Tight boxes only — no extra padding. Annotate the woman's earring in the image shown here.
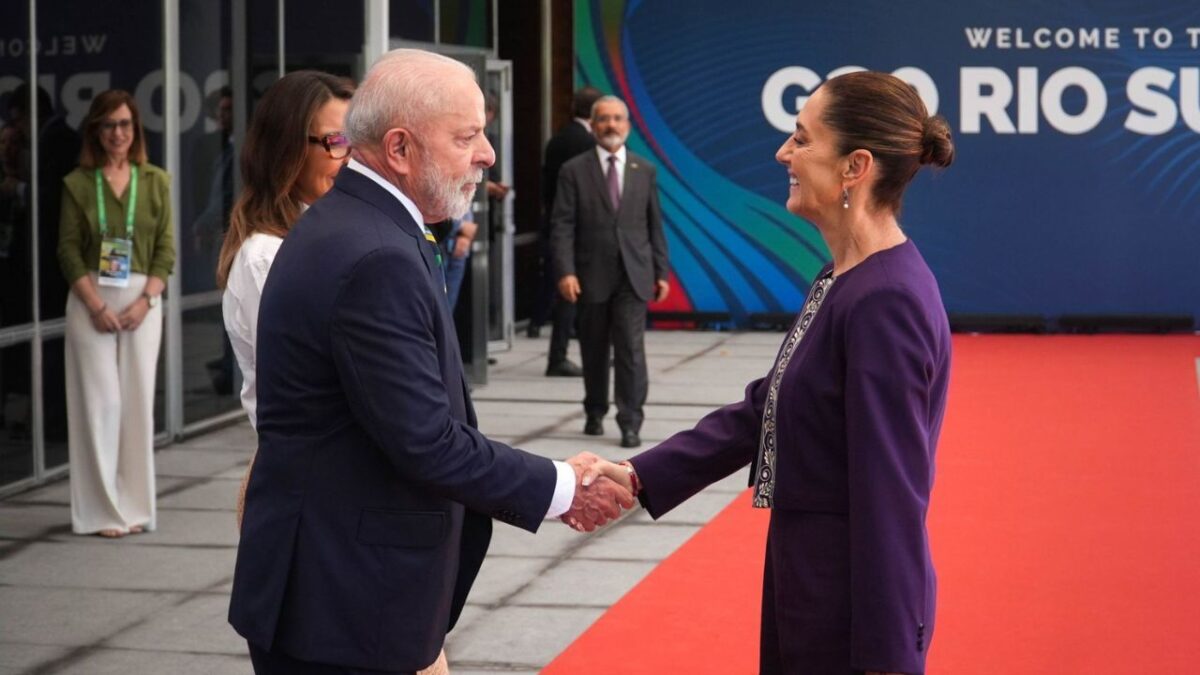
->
[842,188,850,209]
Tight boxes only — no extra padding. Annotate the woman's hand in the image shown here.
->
[90,304,122,334]
[580,458,636,494]
[118,297,149,331]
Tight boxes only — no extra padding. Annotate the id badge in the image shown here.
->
[98,238,132,288]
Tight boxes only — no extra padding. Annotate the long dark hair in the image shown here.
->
[216,71,354,288]
[78,90,148,169]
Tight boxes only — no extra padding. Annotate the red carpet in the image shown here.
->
[543,335,1200,674]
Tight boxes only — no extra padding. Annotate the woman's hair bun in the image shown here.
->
[920,115,955,168]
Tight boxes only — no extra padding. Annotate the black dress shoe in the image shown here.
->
[620,429,641,448]
[526,324,541,338]
[545,359,583,377]
[584,417,604,436]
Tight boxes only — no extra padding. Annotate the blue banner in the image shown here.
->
[576,0,1200,324]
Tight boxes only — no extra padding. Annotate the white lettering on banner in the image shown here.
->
[761,66,940,133]
[135,69,202,133]
[764,23,1200,138]
[962,67,1107,135]
[956,66,1200,135]
[767,65,1200,136]
[761,66,822,132]
[80,34,108,54]
[0,35,107,58]
[960,67,1015,134]
[1018,68,1039,133]
[964,28,993,48]
[1178,69,1200,132]
[1040,67,1106,134]
[1133,27,1176,49]
[0,69,230,135]
[62,72,111,127]
[963,27,1121,49]
[1126,67,1178,135]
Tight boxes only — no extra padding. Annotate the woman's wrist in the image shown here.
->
[618,460,641,496]
[89,302,107,317]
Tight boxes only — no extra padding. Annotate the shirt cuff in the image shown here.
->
[544,461,577,519]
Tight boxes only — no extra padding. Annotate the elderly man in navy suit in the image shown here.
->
[228,49,632,675]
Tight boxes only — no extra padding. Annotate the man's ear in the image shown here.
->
[382,127,413,176]
[842,148,874,190]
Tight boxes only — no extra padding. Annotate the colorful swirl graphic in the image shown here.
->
[575,0,830,324]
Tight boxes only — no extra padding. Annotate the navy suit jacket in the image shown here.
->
[228,167,558,671]
[631,241,949,673]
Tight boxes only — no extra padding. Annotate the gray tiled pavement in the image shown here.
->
[0,330,775,674]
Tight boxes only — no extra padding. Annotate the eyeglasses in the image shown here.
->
[308,131,351,159]
[100,119,133,134]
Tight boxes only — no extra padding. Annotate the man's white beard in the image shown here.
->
[598,132,626,152]
[419,161,482,221]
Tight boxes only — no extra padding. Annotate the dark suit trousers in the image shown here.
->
[577,275,647,430]
[249,643,415,675]
[548,296,575,366]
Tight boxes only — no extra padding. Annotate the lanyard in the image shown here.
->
[95,165,139,240]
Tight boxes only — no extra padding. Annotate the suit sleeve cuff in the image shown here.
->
[544,461,577,518]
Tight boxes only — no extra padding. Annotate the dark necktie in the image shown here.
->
[607,155,621,210]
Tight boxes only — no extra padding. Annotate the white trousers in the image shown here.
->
[65,273,162,534]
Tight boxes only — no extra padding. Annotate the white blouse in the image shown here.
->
[222,232,283,429]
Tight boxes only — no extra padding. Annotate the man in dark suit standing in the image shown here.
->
[228,49,631,675]
[532,86,601,377]
[551,96,669,449]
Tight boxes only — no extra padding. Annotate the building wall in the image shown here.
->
[0,0,510,494]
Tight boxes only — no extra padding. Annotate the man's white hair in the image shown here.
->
[346,49,476,147]
[590,95,628,119]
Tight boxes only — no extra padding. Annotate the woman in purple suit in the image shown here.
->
[589,72,955,674]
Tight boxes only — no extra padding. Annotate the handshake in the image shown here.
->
[560,452,639,532]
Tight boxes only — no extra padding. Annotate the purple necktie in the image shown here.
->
[607,155,621,210]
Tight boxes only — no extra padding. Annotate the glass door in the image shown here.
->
[485,59,514,353]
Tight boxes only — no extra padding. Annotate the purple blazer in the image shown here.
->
[631,240,950,674]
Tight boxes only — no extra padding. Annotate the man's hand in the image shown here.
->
[560,452,634,532]
[654,279,670,303]
[558,275,581,303]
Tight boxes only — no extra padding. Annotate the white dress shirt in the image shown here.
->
[346,159,578,519]
[222,231,284,429]
[596,144,627,199]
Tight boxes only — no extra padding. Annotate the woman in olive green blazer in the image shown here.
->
[58,90,173,539]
